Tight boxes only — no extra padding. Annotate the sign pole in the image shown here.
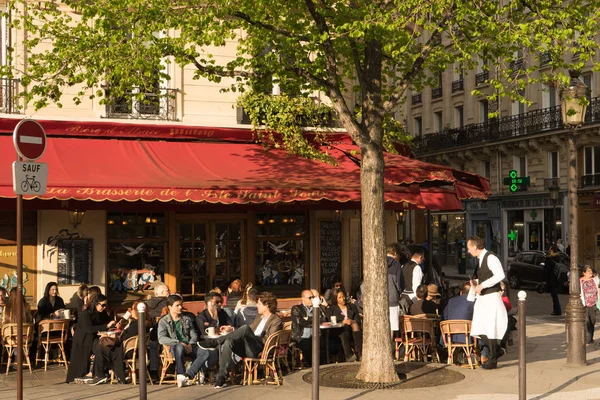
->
[16,153,23,400]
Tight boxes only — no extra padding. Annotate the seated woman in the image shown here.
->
[92,300,151,384]
[223,279,243,320]
[329,287,362,362]
[2,287,33,325]
[36,281,66,323]
[66,284,89,315]
[66,294,115,384]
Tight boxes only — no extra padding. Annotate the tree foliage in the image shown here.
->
[6,0,600,383]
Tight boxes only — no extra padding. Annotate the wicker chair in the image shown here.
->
[35,319,69,371]
[2,323,34,374]
[242,329,290,386]
[402,316,435,362]
[439,320,479,369]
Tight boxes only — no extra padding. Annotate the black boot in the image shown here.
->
[353,331,363,361]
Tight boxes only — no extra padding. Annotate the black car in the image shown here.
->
[507,250,570,292]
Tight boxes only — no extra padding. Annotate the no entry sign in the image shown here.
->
[13,119,47,160]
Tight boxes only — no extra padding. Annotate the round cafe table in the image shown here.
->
[319,322,343,363]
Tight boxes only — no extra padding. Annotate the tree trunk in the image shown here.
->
[355,142,399,383]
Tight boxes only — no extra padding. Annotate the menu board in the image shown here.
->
[57,239,93,285]
[319,220,342,292]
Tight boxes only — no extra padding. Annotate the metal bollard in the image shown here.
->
[518,290,527,400]
[311,296,321,400]
[137,302,148,400]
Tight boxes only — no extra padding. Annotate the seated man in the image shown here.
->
[196,291,233,332]
[158,294,218,388]
[209,292,282,388]
[291,289,329,366]
[443,281,474,345]
[145,283,171,380]
[234,288,259,327]
[409,284,431,315]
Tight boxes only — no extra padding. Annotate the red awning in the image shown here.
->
[0,136,487,208]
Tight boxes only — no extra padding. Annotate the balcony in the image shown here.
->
[411,93,422,105]
[582,174,600,188]
[431,86,443,99]
[410,95,600,154]
[104,88,178,121]
[475,71,489,86]
[451,78,464,93]
[0,78,20,114]
[540,51,552,67]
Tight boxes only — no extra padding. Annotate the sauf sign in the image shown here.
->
[12,119,48,195]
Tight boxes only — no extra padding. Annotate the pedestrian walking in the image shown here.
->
[579,265,600,346]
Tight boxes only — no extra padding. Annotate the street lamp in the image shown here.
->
[561,69,588,366]
[546,180,560,244]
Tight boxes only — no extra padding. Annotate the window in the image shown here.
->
[481,160,491,179]
[582,73,592,100]
[107,212,166,293]
[454,106,464,128]
[434,111,443,132]
[542,84,557,108]
[511,97,526,116]
[413,117,422,137]
[548,151,559,178]
[513,155,527,176]
[583,146,600,186]
[255,213,307,287]
[479,100,489,123]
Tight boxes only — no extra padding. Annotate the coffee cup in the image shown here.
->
[330,316,337,325]
[205,327,216,336]
[63,309,71,319]
[122,311,132,321]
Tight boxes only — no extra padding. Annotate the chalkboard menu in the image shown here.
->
[319,220,342,292]
[57,239,93,285]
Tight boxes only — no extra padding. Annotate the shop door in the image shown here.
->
[178,220,244,300]
[526,222,542,251]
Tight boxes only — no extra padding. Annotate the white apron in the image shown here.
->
[470,291,508,340]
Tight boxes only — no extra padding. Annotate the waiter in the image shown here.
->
[467,235,508,370]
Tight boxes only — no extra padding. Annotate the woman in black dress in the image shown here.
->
[36,281,66,323]
[329,287,363,362]
[66,294,115,383]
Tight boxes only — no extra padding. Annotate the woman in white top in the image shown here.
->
[579,265,600,345]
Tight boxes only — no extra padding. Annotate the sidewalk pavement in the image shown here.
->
[2,315,600,399]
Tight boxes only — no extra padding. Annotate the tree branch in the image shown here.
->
[231,11,309,42]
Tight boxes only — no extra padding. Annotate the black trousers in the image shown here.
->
[479,335,501,362]
[550,286,561,314]
[92,342,126,382]
[585,306,597,344]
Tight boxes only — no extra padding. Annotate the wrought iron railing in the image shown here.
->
[475,71,489,86]
[582,174,600,188]
[451,78,464,93]
[104,88,178,121]
[413,96,600,154]
[431,86,443,99]
[0,78,20,114]
[510,59,525,77]
[411,93,422,105]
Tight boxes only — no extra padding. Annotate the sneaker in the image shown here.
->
[74,377,94,384]
[214,376,227,389]
[232,353,241,363]
[177,374,192,388]
[89,376,108,386]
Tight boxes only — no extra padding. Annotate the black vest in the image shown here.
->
[477,251,501,295]
[402,260,419,293]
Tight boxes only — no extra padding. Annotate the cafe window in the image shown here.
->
[255,213,307,288]
[107,212,166,294]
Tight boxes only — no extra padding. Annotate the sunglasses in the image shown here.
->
[98,303,107,308]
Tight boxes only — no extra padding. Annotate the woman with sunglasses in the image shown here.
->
[329,287,362,362]
[66,294,115,384]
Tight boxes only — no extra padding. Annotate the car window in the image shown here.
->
[514,254,522,262]
[521,254,535,264]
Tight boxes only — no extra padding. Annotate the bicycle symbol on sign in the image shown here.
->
[21,175,41,192]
